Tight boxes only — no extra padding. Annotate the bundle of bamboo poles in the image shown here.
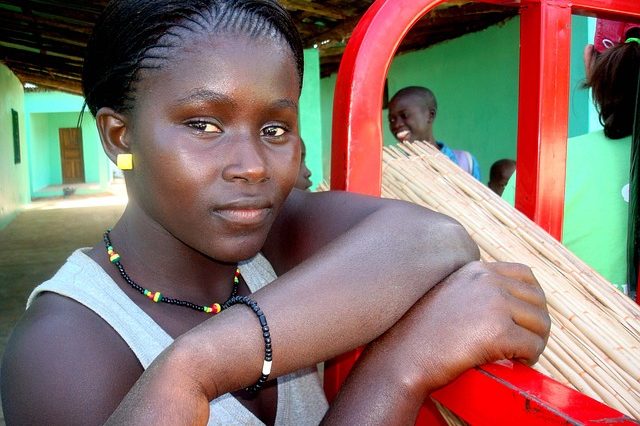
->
[374,141,640,419]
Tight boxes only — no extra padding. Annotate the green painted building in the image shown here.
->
[25,91,111,199]
[319,16,597,183]
[0,63,29,229]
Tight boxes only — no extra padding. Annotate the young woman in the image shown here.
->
[1,1,550,424]
[581,21,639,297]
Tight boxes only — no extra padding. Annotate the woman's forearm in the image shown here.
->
[250,200,479,376]
[321,341,430,426]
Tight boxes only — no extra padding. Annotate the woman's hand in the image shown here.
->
[399,261,549,389]
[323,261,551,425]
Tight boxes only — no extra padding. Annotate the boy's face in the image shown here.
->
[388,94,434,143]
[489,164,516,196]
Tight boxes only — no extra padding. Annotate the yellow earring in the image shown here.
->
[117,153,133,170]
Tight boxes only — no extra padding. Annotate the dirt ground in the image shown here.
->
[0,191,126,424]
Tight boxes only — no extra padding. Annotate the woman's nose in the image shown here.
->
[222,137,269,184]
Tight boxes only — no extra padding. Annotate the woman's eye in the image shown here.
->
[188,121,221,133]
[261,126,286,137]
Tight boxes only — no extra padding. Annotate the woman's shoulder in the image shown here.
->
[1,278,143,424]
[7,290,143,370]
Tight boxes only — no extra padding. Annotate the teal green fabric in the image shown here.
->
[503,130,631,290]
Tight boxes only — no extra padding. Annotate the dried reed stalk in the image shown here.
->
[379,141,640,419]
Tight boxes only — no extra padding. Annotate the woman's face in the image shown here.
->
[125,32,301,262]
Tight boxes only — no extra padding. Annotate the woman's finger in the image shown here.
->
[506,292,552,339]
[497,325,548,366]
[485,262,538,287]
[500,274,548,309]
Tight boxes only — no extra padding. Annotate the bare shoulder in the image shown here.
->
[1,291,143,425]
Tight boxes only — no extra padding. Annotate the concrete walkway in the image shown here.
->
[0,188,126,424]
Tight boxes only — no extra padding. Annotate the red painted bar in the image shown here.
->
[323,348,362,403]
[514,0,571,240]
[431,362,639,425]
[330,0,447,195]
[415,398,450,426]
[570,0,640,20]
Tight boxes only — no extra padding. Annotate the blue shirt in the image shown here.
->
[437,142,481,180]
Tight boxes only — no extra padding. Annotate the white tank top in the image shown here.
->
[28,249,328,425]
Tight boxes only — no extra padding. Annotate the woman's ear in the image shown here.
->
[95,107,130,164]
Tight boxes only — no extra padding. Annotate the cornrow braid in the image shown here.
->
[83,0,303,117]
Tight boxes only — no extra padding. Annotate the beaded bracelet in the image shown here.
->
[222,295,272,393]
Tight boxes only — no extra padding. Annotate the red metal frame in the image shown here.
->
[515,0,571,240]
[429,362,638,425]
[330,0,448,196]
[328,0,640,423]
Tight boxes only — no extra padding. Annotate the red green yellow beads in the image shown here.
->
[203,303,222,314]
[107,246,121,263]
[104,229,241,315]
[143,290,163,302]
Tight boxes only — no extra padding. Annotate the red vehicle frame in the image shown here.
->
[327,0,640,423]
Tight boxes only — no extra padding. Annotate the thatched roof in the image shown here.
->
[0,0,515,94]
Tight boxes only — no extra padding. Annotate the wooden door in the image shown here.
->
[59,128,85,184]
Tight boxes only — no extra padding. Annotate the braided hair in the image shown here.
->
[82,0,304,117]
[585,27,640,140]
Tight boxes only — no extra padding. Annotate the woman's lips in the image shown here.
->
[213,208,272,226]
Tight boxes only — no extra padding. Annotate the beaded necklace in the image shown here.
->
[103,230,239,314]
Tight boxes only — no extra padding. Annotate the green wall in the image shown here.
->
[320,73,337,183]
[0,63,29,229]
[319,16,593,184]
[299,48,324,188]
[568,15,592,138]
[28,113,51,193]
[386,18,520,182]
[25,92,110,197]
